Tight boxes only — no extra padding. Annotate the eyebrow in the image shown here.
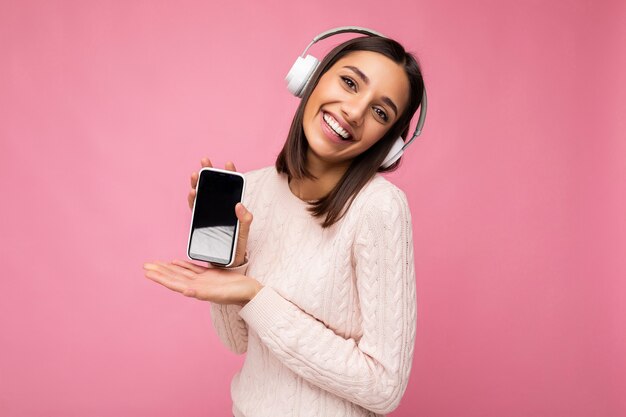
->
[343,65,399,117]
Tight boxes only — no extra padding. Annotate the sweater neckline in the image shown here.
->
[276,173,311,203]
[287,179,316,204]
[276,173,316,216]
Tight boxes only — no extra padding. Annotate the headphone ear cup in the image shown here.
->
[380,137,405,168]
[286,55,320,97]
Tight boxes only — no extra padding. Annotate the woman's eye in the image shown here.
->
[374,107,388,122]
[341,76,357,91]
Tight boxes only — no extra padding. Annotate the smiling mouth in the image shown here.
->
[323,113,352,140]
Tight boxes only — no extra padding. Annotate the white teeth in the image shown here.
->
[323,113,350,139]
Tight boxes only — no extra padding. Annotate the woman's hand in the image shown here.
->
[188,158,253,268]
[144,259,263,306]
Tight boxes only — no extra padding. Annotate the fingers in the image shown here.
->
[144,261,212,299]
[234,203,253,264]
[235,203,253,227]
[225,161,237,172]
[189,158,212,209]
[191,157,211,189]
[160,261,199,279]
[172,259,207,274]
[148,262,191,279]
[189,157,239,211]
[192,158,213,188]
[201,157,213,168]
[144,263,189,294]
[145,261,214,300]
[188,189,196,210]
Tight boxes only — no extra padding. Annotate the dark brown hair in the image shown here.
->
[276,35,424,228]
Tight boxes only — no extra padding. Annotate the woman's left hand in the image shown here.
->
[143,259,263,306]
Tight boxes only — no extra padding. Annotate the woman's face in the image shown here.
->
[302,50,410,168]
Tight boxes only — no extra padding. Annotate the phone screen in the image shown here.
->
[188,169,244,265]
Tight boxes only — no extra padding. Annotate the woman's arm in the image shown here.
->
[238,188,416,414]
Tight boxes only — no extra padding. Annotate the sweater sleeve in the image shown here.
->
[238,188,417,414]
[209,262,249,354]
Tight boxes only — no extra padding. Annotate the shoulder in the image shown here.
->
[350,174,411,219]
[242,166,281,192]
[349,175,414,256]
[243,165,278,184]
[240,166,282,209]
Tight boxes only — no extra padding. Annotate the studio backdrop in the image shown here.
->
[1,1,624,416]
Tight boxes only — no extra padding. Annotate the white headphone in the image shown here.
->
[285,26,427,168]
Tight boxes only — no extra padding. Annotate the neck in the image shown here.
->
[289,152,351,201]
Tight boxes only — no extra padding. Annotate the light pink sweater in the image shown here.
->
[210,167,416,417]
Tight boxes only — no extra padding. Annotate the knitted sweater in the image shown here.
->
[210,166,416,417]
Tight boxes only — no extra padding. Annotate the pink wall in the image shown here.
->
[1,1,625,416]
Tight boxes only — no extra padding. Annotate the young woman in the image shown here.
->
[144,31,425,417]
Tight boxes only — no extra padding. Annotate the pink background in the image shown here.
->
[1,1,625,416]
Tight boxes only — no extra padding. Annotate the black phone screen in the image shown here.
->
[188,169,244,265]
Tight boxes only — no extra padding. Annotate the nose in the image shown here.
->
[341,95,368,128]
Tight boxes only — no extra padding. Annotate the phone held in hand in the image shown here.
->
[187,167,246,267]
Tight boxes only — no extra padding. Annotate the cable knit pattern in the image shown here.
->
[209,166,416,417]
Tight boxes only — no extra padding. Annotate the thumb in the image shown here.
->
[233,203,253,266]
[235,203,253,232]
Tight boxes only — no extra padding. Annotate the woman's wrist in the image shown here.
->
[210,255,248,270]
[230,254,249,269]
[244,281,264,306]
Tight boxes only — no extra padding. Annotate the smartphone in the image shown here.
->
[187,167,246,266]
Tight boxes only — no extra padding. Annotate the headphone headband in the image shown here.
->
[302,27,385,57]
